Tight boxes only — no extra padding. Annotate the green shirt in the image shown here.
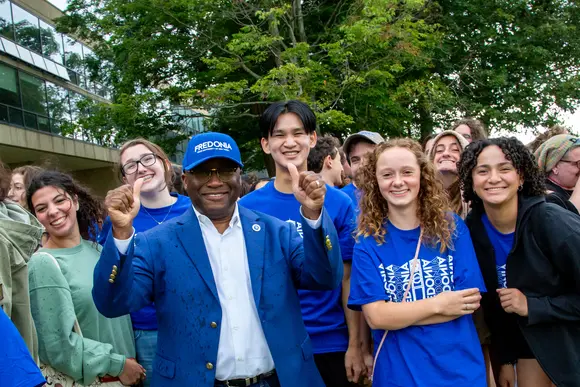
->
[29,239,135,384]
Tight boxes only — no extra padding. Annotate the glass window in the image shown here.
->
[0,63,20,107]
[39,20,63,64]
[46,81,70,132]
[0,0,14,40]
[23,111,37,129]
[12,4,41,53]
[19,71,47,115]
[9,106,23,126]
[64,36,83,71]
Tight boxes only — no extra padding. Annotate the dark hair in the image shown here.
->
[27,171,105,241]
[0,161,10,202]
[458,137,546,212]
[250,177,273,192]
[171,165,184,195]
[422,133,437,151]
[260,100,317,138]
[307,135,340,173]
[452,118,488,142]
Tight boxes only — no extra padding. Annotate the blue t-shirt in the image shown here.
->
[99,193,192,330]
[482,215,514,289]
[239,181,355,353]
[0,310,45,387]
[341,182,360,207]
[348,215,486,387]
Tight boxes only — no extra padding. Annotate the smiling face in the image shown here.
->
[472,145,523,208]
[120,144,169,193]
[31,186,79,238]
[183,158,241,220]
[261,112,317,171]
[376,147,421,210]
[7,173,26,206]
[433,135,462,174]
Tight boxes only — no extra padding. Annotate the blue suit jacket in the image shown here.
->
[92,205,343,387]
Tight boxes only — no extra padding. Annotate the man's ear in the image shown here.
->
[324,155,333,170]
[309,131,318,149]
[181,173,188,190]
[261,137,271,154]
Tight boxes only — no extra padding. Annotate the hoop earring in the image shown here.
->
[518,184,523,192]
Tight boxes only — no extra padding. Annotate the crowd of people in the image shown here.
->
[0,100,579,387]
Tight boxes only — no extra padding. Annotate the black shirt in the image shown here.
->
[545,179,579,215]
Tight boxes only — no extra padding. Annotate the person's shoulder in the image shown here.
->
[326,185,354,205]
[175,194,192,207]
[533,200,580,224]
[341,183,355,193]
[239,184,270,206]
[28,250,64,283]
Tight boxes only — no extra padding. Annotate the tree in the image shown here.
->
[57,0,580,171]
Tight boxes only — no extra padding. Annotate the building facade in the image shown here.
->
[0,0,119,196]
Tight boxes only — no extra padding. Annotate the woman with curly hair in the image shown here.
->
[26,171,145,386]
[347,138,486,387]
[459,137,580,387]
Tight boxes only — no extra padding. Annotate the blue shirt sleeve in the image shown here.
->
[348,242,389,311]
[336,196,356,262]
[452,216,487,293]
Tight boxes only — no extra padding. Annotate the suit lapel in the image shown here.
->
[176,207,219,302]
[239,207,266,308]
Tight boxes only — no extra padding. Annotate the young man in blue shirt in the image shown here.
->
[239,101,364,386]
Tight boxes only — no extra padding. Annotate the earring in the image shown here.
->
[518,184,523,192]
[76,203,80,211]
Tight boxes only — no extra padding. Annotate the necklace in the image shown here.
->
[142,199,176,225]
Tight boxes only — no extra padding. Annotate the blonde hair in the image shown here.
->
[356,138,454,251]
[119,138,174,190]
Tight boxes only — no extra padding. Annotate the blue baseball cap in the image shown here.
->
[182,132,244,171]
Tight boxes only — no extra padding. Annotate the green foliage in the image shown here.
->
[57,0,580,169]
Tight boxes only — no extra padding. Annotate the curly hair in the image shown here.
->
[27,170,105,241]
[458,137,546,212]
[452,118,488,142]
[307,135,340,173]
[355,138,454,251]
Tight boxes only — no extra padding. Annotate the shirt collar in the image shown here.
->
[192,203,241,229]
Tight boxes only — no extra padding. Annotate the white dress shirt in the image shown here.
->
[114,204,321,380]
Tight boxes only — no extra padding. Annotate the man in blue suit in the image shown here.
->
[93,132,343,387]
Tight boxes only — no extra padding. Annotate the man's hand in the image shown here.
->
[345,345,365,383]
[497,288,528,317]
[288,163,326,220]
[105,178,144,239]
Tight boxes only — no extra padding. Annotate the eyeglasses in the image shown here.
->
[186,167,239,184]
[122,153,159,175]
[559,159,580,169]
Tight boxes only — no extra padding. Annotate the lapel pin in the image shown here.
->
[252,224,261,232]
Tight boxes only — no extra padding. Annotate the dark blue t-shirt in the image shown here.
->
[482,214,514,289]
[99,193,192,330]
[0,310,45,387]
[239,181,355,354]
[348,215,486,387]
[341,182,360,207]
